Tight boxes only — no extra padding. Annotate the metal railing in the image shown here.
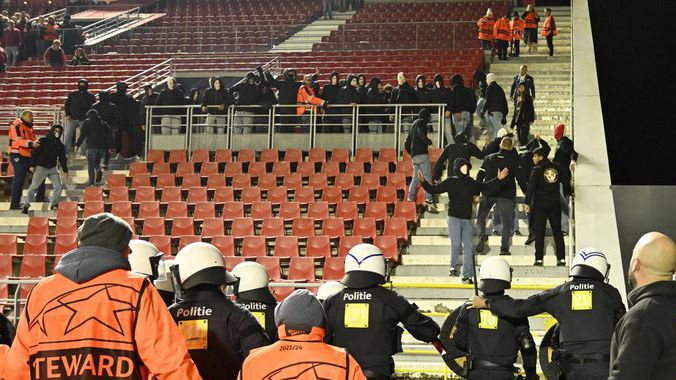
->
[82,7,143,46]
[0,279,41,325]
[144,103,449,159]
[0,106,64,131]
[105,58,175,99]
[29,8,67,23]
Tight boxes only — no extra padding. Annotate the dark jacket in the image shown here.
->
[524,158,570,205]
[364,77,385,120]
[156,87,187,116]
[553,136,578,180]
[265,70,302,109]
[430,74,451,111]
[339,84,361,105]
[448,74,477,114]
[235,288,279,343]
[510,74,535,99]
[64,85,96,120]
[476,148,526,199]
[404,110,432,156]
[389,81,417,115]
[482,134,513,156]
[519,138,551,187]
[76,109,112,150]
[511,93,535,127]
[322,72,342,105]
[484,82,508,116]
[609,281,676,380]
[110,84,140,129]
[422,158,482,219]
[70,55,90,66]
[139,92,159,122]
[202,87,234,115]
[92,92,119,131]
[433,133,484,180]
[414,75,433,112]
[230,74,262,107]
[31,126,68,172]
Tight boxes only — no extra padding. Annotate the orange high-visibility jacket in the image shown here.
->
[238,326,367,380]
[542,15,558,36]
[7,118,37,157]
[493,18,511,41]
[296,84,324,115]
[510,19,526,40]
[524,11,539,29]
[0,344,8,378]
[5,270,202,380]
[43,24,60,42]
[477,16,495,41]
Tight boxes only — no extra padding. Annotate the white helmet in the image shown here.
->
[570,248,610,281]
[128,240,163,279]
[317,281,346,301]
[232,262,269,294]
[343,243,386,288]
[478,256,512,294]
[154,259,176,293]
[174,242,237,289]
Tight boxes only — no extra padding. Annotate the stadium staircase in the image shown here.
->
[390,6,572,378]
[270,11,357,53]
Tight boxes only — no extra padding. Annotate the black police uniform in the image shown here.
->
[0,312,15,346]
[524,158,569,261]
[454,294,537,380]
[487,277,626,380]
[169,285,269,380]
[235,288,279,343]
[324,284,440,379]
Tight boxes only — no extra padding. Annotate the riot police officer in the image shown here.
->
[469,248,626,380]
[231,261,278,342]
[524,147,569,266]
[128,239,163,279]
[318,281,346,303]
[154,259,176,307]
[453,257,538,380]
[323,243,441,380]
[169,243,269,380]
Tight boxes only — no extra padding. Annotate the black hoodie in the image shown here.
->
[76,109,112,150]
[64,80,96,120]
[31,125,68,172]
[433,132,484,180]
[414,75,433,113]
[322,72,341,104]
[365,77,385,119]
[230,73,262,107]
[448,74,477,114]
[265,69,302,109]
[202,79,235,115]
[156,85,187,116]
[390,80,417,115]
[484,81,509,116]
[339,75,361,105]
[430,74,451,110]
[92,92,119,130]
[609,281,676,380]
[404,109,432,156]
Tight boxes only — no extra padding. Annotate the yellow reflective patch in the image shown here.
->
[252,311,266,329]
[572,290,593,310]
[178,319,209,350]
[344,303,370,328]
[478,309,499,330]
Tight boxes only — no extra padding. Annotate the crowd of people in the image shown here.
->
[0,212,673,380]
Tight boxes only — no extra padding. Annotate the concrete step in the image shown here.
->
[395,264,567,278]
[271,11,355,53]
[406,242,568,257]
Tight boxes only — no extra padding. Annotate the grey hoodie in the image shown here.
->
[56,246,131,284]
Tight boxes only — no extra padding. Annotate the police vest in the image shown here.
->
[235,298,278,343]
[548,279,622,355]
[463,296,530,367]
[169,289,268,380]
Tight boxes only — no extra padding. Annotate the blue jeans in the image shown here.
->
[448,216,474,278]
[64,119,84,154]
[408,154,433,202]
[86,149,105,185]
[485,111,504,141]
[452,111,473,141]
[492,201,519,234]
[477,197,515,251]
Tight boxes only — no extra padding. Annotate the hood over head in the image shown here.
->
[418,108,431,122]
[274,289,326,329]
[453,157,472,176]
[346,74,358,88]
[284,68,297,81]
[245,72,256,84]
[49,124,63,138]
[85,109,99,119]
[453,132,467,144]
[416,74,426,89]
[98,91,110,102]
[330,71,339,85]
[451,73,464,87]
[116,81,128,93]
[554,123,565,141]
[78,79,89,92]
[434,73,444,88]
[368,76,381,88]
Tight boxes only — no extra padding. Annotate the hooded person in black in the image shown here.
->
[23,124,68,212]
[414,75,433,116]
[63,79,95,154]
[365,76,385,133]
[433,132,485,181]
[482,73,509,141]
[187,88,201,105]
[92,91,119,170]
[110,81,141,158]
[339,75,361,133]
[76,109,112,186]
[321,71,342,133]
[265,68,302,132]
[229,73,262,134]
[448,74,477,143]
[139,84,158,132]
[405,109,435,207]
[389,72,417,128]
[431,74,452,142]
[155,77,187,135]
[201,77,234,134]
[356,74,368,103]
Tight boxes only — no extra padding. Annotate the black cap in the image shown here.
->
[533,147,548,157]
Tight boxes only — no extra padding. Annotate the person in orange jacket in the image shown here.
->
[542,8,558,57]
[0,344,8,378]
[477,8,495,50]
[510,12,526,57]
[7,110,45,210]
[4,213,202,380]
[238,289,367,380]
[297,73,326,116]
[522,4,540,53]
[493,14,511,61]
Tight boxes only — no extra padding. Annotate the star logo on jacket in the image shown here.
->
[263,361,349,380]
[544,168,559,184]
[30,283,138,337]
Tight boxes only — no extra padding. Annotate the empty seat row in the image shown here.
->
[145,148,405,164]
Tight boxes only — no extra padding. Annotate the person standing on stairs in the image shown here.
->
[510,83,535,146]
[404,108,435,212]
[493,14,511,61]
[509,12,526,57]
[75,109,112,187]
[477,8,495,51]
[22,124,68,213]
[419,158,508,284]
[482,73,508,141]
[433,132,484,182]
[542,8,558,57]
[322,0,333,20]
[553,123,577,235]
[522,4,540,53]
[448,74,477,143]
[510,65,536,105]
[7,110,45,210]
[63,79,96,155]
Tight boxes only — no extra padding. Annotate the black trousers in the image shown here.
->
[468,368,513,380]
[512,40,520,56]
[533,195,565,260]
[546,34,554,56]
[496,40,508,60]
[563,362,609,380]
[9,154,45,209]
[516,122,530,146]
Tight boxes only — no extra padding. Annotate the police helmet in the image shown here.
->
[317,281,346,302]
[153,259,176,293]
[174,242,237,289]
[231,261,269,294]
[570,248,610,281]
[478,256,512,294]
[128,240,163,279]
[342,243,386,288]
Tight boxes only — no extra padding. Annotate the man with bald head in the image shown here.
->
[608,232,676,380]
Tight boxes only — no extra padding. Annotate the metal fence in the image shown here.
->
[144,103,450,159]
[82,7,143,46]
[104,58,175,99]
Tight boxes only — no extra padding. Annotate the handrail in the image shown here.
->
[0,278,42,325]
[0,106,64,130]
[29,8,67,23]
[82,7,142,45]
[105,58,174,99]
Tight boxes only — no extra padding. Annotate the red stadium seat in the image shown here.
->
[131,174,151,188]
[111,201,132,218]
[348,187,370,205]
[193,202,215,220]
[54,234,77,255]
[152,163,171,176]
[336,201,358,221]
[22,234,47,255]
[296,162,316,177]
[378,148,397,163]
[322,218,345,238]
[374,235,399,261]
[334,173,354,190]
[225,257,246,272]
[354,148,373,163]
[273,236,299,257]
[146,149,165,163]
[353,217,376,239]
[307,202,330,221]
[55,217,77,236]
[260,148,279,163]
[138,201,160,219]
[161,187,182,203]
[168,149,187,163]
[211,236,235,257]
[108,187,130,202]
[323,257,345,280]
[134,186,157,202]
[282,173,302,190]
[178,235,201,250]
[241,188,262,204]
[142,217,166,236]
[129,162,148,176]
[181,174,202,189]
[166,201,188,219]
[384,217,408,242]
[215,149,233,163]
[292,218,316,237]
[309,174,328,190]
[251,201,273,220]
[191,149,211,163]
[257,173,277,190]
[321,161,340,178]
[222,202,245,221]
[338,236,364,257]
[261,218,285,237]
[365,202,388,221]
[187,187,208,203]
[224,162,244,178]
[201,162,221,177]
[256,257,281,281]
[288,257,316,281]
[376,186,399,204]
[171,217,195,236]
[214,187,235,203]
[237,149,256,163]
[242,236,267,257]
[272,286,295,302]
[345,162,364,175]
[330,148,349,163]
[273,161,291,177]
[18,255,46,277]
[27,217,49,236]
[387,173,408,191]
[394,201,418,223]
[56,201,78,218]
[107,174,127,188]
[207,174,227,190]
[149,235,172,257]
[247,162,267,178]
[294,187,316,204]
[232,174,251,190]
[175,162,194,176]
[371,161,391,176]
[308,148,326,163]
[359,173,381,191]
[278,202,301,220]
[321,187,343,204]
[83,201,105,218]
[83,187,103,202]
[0,256,12,277]
[232,218,254,237]
[267,187,288,204]
[306,236,331,258]
[201,218,225,237]
[284,148,303,163]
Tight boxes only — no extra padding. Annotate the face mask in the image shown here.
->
[460,165,468,175]
[53,131,61,138]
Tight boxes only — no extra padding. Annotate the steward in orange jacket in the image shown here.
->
[542,8,558,57]
[238,290,367,380]
[297,74,326,116]
[4,213,202,380]
[493,15,511,60]
[476,9,494,50]
[8,113,38,158]
[510,12,526,57]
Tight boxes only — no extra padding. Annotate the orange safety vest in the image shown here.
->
[296,84,324,115]
[238,325,367,380]
[542,15,558,36]
[510,19,526,40]
[477,16,494,41]
[7,118,37,157]
[524,11,539,29]
[493,18,511,41]
[43,23,60,42]
[4,269,202,380]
